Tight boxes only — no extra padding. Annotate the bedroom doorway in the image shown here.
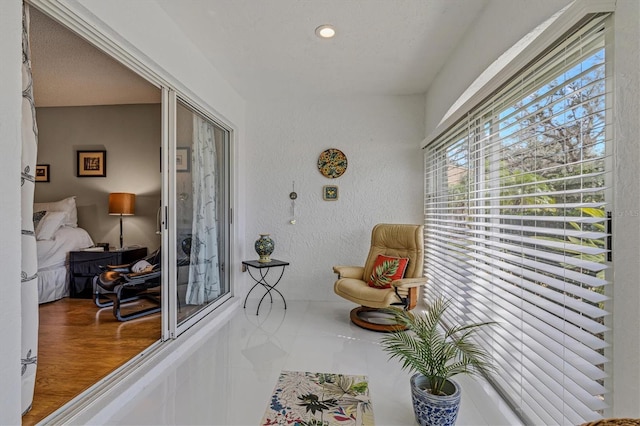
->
[25,6,163,424]
[25,3,236,423]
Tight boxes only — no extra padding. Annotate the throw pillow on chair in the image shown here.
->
[368,255,409,288]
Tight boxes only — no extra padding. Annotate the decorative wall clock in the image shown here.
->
[317,148,348,178]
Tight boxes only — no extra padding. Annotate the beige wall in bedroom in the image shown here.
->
[34,103,162,252]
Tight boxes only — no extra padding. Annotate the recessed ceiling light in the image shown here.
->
[315,24,336,39]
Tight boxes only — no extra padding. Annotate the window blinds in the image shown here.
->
[423,14,611,425]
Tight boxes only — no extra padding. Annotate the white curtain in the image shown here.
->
[185,115,220,304]
[20,3,39,414]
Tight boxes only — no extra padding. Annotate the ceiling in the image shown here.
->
[30,1,489,106]
[29,8,161,107]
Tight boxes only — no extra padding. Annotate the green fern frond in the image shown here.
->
[380,297,496,396]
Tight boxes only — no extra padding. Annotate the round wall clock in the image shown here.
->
[317,148,348,179]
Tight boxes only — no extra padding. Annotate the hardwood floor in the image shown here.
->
[22,298,161,425]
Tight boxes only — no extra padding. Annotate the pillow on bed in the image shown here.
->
[35,211,67,240]
[34,196,78,228]
[33,210,47,230]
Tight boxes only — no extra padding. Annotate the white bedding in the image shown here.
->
[37,226,93,304]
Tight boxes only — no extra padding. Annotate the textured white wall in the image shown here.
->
[610,0,640,417]
[424,0,640,418]
[245,95,425,301]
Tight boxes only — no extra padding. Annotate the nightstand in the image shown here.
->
[68,247,148,298]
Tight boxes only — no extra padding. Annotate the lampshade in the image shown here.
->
[109,193,135,215]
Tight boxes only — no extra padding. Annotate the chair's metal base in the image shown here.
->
[95,287,160,321]
[112,290,161,321]
[349,306,408,332]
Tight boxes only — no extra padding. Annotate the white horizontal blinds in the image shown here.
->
[424,120,473,309]
[423,14,611,426]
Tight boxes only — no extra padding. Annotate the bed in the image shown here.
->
[33,196,94,304]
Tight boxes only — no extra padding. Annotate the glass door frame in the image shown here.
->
[161,90,234,339]
[30,0,237,344]
[160,88,176,339]
[22,4,239,423]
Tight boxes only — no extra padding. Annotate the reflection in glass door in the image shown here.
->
[175,99,230,325]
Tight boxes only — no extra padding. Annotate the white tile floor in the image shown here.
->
[101,300,522,425]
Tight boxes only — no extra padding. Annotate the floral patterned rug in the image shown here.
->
[261,370,374,426]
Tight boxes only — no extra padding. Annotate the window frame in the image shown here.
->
[422,11,614,425]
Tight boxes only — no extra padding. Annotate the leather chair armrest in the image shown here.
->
[333,265,364,279]
[391,277,427,288]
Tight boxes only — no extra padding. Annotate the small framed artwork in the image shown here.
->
[323,185,339,201]
[176,147,191,172]
[77,150,107,177]
[35,164,50,182]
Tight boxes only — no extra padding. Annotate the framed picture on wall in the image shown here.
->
[323,185,339,201]
[35,164,50,182]
[77,150,107,177]
[176,147,190,172]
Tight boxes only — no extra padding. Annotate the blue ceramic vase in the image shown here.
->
[410,373,461,426]
[255,234,274,263]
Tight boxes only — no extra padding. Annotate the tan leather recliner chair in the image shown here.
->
[333,223,426,331]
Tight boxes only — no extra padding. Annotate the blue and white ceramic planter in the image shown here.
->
[410,373,461,426]
[255,233,275,263]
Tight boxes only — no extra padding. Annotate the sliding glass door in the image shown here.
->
[170,98,231,330]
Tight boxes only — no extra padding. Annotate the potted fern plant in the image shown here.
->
[380,297,495,426]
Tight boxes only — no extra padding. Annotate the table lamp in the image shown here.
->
[109,192,135,249]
